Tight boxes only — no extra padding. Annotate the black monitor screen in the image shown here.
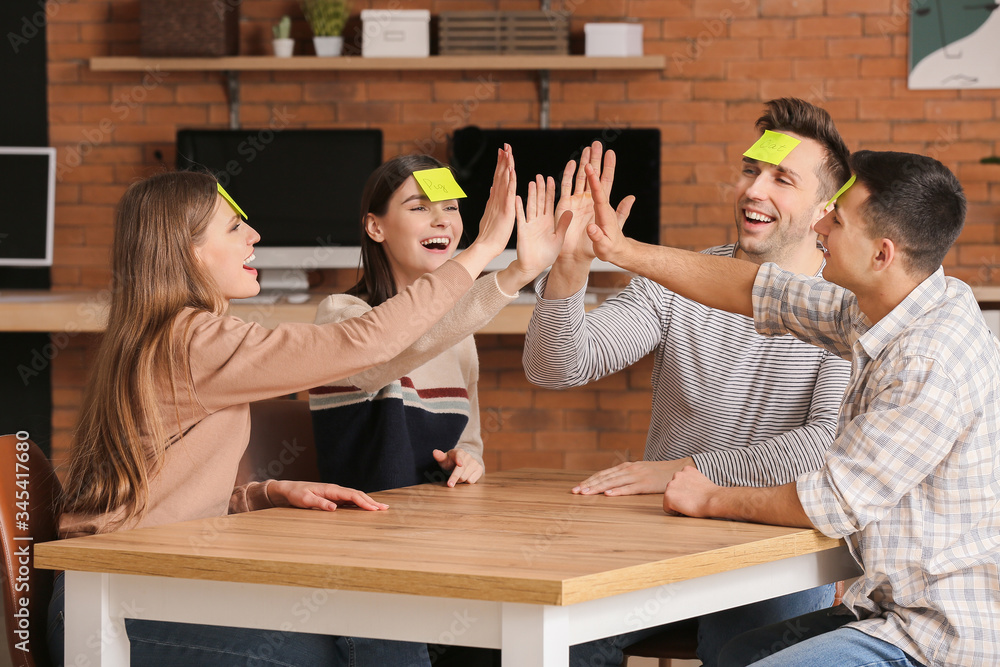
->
[0,148,55,266]
[449,127,660,248]
[176,129,383,247]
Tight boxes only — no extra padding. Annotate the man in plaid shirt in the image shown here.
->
[582,149,1000,667]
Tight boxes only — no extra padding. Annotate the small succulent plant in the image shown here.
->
[272,15,292,40]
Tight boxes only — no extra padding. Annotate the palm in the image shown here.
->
[515,174,571,277]
[475,146,517,255]
[555,192,597,263]
[554,142,626,265]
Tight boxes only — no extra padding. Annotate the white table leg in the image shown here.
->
[501,603,569,667]
[63,571,130,667]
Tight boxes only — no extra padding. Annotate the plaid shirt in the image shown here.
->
[753,264,1000,667]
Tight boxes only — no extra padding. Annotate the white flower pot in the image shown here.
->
[272,38,294,57]
[313,36,343,57]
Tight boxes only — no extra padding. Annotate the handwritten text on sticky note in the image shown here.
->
[743,130,801,166]
[412,168,467,202]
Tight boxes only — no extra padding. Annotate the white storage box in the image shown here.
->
[584,22,643,57]
[361,9,430,57]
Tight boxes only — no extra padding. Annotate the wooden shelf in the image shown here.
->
[90,54,666,72]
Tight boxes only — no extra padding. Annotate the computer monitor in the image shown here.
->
[0,147,56,267]
[449,127,661,271]
[176,129,383,289]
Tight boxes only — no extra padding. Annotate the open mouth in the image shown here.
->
[420,237,450,251]
[743,209,775,225]
[243,252,257,271]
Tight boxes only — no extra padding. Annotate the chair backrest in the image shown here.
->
[1,434,61,667]
[237,399,320,485]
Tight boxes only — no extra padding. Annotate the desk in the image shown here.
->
[0,290,540,334]
[36,469,859,667]
[3,287,1000,335]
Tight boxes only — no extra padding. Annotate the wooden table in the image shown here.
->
[35,469,860,666]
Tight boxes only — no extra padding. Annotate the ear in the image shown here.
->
[872,237,896,273]
[364,213,385,243]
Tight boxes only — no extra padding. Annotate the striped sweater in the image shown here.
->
[523,244,851,487]
[308,275,514,492]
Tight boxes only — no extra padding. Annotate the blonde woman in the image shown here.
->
[47,150,518,667]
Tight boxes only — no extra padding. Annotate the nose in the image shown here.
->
[813,210,832,234]
[431,208,453,228]
[246,223,261,244]
[744,172,768,202]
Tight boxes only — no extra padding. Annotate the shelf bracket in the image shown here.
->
[225,70,241,130]
[539,69,550,130]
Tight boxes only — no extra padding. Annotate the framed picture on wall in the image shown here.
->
[908,0,1000,89]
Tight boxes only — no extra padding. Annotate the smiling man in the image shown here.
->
[583,149,1000,667]
[524,99,852,667]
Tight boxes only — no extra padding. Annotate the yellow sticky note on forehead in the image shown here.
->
[825,174,856,209]
[217,183,247,220]
[743,130,801,165]
[412,168,467,202]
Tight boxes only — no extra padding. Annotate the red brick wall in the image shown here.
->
[41,0,1000,472]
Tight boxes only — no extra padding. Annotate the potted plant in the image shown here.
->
[272,15,294,57]
[301,0,350,57]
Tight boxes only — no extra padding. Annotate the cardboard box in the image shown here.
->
[584,23,643,57]
[361,9,430,57]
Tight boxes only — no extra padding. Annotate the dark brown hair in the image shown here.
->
[348,154,448,307]
[756,98,851,201]
[850,150,966,277]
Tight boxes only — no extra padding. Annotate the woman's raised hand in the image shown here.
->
[496,172,573,293]
[452,145,517,280]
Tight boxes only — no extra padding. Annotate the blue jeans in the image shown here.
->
[718,605,926,667]
[48,572,431,667]
[570,584,834,667]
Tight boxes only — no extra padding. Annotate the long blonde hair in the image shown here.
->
[61,171,225,529]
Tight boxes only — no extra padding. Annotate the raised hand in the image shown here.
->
[494,173,573,293]
[542,142,631,298]
[453,145,517,279]
[554,141,613,265]
[473,144,517,257]
[584,160,635,267]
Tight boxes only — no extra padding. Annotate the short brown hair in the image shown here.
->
[756,98,851,201]
[851,150,965,278]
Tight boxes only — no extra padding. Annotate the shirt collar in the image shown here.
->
[856,267,948,359]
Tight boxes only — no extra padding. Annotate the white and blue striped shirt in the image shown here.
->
[523,244,850,487]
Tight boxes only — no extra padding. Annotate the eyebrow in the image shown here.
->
[742,156,802,182]
[401,194,432,206]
